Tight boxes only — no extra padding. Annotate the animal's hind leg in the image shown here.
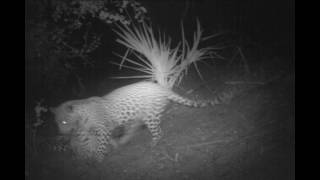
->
[145,117,163,147]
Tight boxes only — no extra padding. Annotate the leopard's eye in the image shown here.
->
[62,121,67,125]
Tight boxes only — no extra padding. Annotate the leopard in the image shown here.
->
[51,81,240,162]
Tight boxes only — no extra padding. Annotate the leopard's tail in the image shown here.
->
[168,92,208,107]
[168,92,232,108]
[168,85,248,108]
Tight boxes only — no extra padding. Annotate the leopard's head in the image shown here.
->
[50,100,83,135]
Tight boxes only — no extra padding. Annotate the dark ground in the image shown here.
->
[26,59,295,180]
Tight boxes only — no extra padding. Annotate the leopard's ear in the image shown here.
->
[49,107,56,114]
[65,104,74,112]
[49,103,74,114]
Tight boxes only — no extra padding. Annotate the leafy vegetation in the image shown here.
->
[26,0,148,102]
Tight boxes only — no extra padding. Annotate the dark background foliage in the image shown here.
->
[26,0,294,108]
